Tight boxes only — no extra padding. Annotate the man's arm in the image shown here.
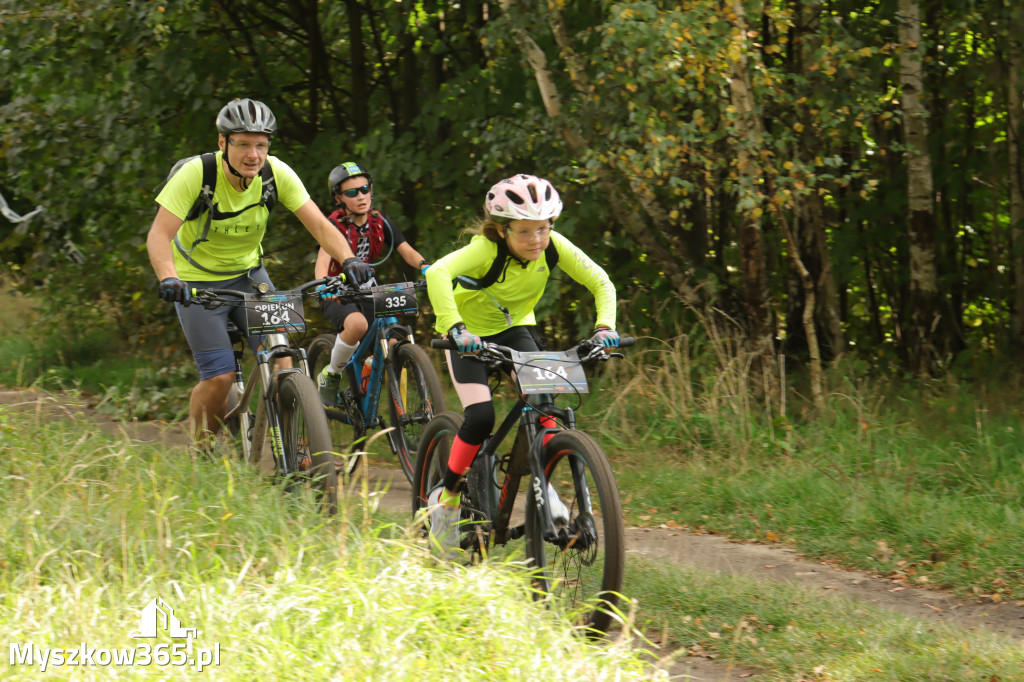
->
[313,247,332,279]
[294,199,356,263]
[147,206,184,281]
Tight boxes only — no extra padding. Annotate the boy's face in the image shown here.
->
[336,176,372,215]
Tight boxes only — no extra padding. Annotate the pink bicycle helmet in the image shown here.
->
[484,174,563,221]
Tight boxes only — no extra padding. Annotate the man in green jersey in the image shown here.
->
[147,98,373,445]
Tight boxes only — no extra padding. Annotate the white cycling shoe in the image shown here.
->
[547,482,570,525]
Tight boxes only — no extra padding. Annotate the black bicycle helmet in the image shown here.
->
[216,98,277,136]
[328,162,372,196]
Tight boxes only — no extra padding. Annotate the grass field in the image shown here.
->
[5,283,1024,679]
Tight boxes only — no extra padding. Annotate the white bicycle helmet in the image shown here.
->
[216,98,277,136]
[484,174,562,221]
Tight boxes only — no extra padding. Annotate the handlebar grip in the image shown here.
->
[431,338,455,350]
[618,336,636,348]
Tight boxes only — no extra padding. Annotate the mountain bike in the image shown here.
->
[187,276,344,515]
[307,279,445,482]
[412,336,633,634]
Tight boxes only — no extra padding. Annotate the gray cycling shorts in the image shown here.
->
[175,266,275,381]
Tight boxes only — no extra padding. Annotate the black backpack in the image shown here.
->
[162,152,277,276]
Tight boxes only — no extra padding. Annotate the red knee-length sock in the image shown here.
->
[448,436,482,476]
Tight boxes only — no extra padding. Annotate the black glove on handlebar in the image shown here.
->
[158,277,190,304]
[341,257,374,286]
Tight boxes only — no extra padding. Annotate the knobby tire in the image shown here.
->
[524,429,625,635]
[386,343,446,483]
[274,373,338,515]
[307,333,363,477]
[411,411,465,516]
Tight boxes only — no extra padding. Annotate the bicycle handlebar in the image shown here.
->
[184,275,351,309]
[318,279,427,304]
[430,336,635,364]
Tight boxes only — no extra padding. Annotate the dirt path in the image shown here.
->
[6,388,1024,680]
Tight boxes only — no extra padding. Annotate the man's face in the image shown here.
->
[336,176,372,215]
[219,132,270,180]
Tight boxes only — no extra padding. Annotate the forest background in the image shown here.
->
[2,0,1024,387]
[6,3,1024,677]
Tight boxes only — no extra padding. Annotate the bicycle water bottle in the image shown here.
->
[360,355,372,393]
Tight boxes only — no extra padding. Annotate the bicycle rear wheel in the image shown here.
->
[524,430,625,635]
[412,411,495,560]
[411,411,464,515]
[385,343,446,483]
[277,372,339,516]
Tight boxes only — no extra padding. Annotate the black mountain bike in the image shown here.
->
[187,277,343,515]
[413,336,633,634]
[308,280,445,482]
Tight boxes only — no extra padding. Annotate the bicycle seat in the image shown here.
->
[226,319,245,345]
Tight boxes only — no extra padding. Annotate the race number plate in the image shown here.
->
[372,282,418,318]
[245,292,305,335]
[512,350,589,394]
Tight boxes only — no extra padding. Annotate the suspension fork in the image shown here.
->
[525,403,582,542]
[256,335,301,474]
[255,353,288,473]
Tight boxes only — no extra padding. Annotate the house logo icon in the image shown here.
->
[131,597,198,639]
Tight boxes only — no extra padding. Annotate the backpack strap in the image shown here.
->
[476,240,511,289]
[544,239,559,271]
[171,155,276,277]
[454,239,559,290]
[259,161,277,214]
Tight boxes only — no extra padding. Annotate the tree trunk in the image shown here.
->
[496,0,702,304]
[787,193,844,362]
[726,0,773,356]
[778,212,825,410]
[345,0,369,136]
[897,0,944,376]
[1008,3,1024,351]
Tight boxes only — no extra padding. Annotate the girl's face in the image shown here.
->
[503,219,552,261]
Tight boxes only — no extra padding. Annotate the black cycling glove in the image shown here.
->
[158,277,190,304]
[341,257,374,286]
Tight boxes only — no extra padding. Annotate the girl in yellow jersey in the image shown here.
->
[423,174,620,559]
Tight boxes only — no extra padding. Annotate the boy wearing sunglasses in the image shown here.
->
[314,161,431,404]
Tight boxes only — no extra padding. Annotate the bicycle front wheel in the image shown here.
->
[307,333,363,461]
[385,343,446,483]
[277,372,339,516]
[524,430,625,635]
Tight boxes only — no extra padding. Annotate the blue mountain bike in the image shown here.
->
[307,280,445,482]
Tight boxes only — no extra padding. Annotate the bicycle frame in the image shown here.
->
[471,396,585,548]
[343,315,414,432]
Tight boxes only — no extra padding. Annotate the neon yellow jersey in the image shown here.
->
[156,152,310,281]
[425,232,617,336]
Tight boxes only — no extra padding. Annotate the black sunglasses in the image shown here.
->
[341,184,371,198]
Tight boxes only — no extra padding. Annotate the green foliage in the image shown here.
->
[3,0,1024,365]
